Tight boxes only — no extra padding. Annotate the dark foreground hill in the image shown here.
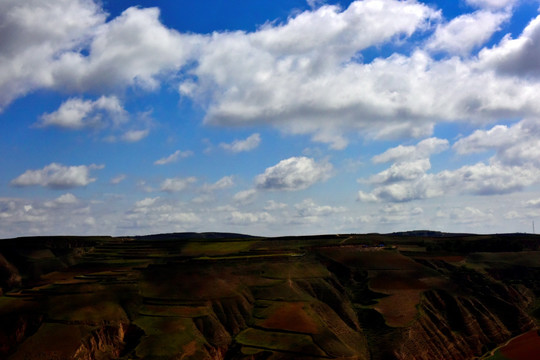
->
[1,232,540,359]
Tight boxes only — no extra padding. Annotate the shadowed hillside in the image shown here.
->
[1,232,540,359]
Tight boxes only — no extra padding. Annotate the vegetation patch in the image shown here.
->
[181,241,256,257]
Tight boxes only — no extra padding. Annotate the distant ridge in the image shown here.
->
[133,232,256,240]
[389,230,540,237]
[389,230,474,237]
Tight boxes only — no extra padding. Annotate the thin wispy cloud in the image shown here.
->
[154,150,194,165]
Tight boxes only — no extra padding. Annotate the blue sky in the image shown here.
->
[2,0,540,238]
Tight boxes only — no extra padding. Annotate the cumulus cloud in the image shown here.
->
[0,2,204,110]
[192,35,540,146]
[479,14,540,78]
[52,6,203,92]
[370,159,432,184]
[184,0,440,146]
[359,160,540,202]
[453,118,540,166]
[37,96,126,129]
[160,177,196,192]
[0,0,106,110]
[359,131,540,203]
[220,133,261,152]
[426,10,509,55]
[11,163,104,189]
[255,157,332,191]
[4,0,540,150]
[154,150,193,165]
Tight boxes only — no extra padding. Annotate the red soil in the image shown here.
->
[500,330,540,360]
[261,302,319,334]
[373,290,421,327]
[370,271,429,290]
[319,247,421,270]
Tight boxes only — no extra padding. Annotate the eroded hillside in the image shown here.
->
[1,232,539,359]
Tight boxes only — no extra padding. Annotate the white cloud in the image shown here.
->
[55,193,79,204]
[202,176,235,192]
[110,174,127,184]
[11,163,104,189]
[370,159,432,184]
[126,197,200,229]
[0,196,96,237]
[359,126,540,203]
[479,14,540,78]
[192,36,540,147]
[52,6,203,92]
[255,156,332,191]
[295,198,345,217]
[186,1,440,147]
[0,0,106,110]
[264,200,288,211]
[453,118,540,167]
[4,0,540,151]
[436,206,493,224]
[44,193,79,208]
[372,137,449,164]
[220,133,261,152]
[134,197,160,210]
[426,10,509,56]
[357,191,379,202]
[307,0,326,9]
[360,160,540,202]
[227,211,274,225]
[439,162,540,195]
[525,198,540,207]
[154,150,193,165]
[465,0,516,10]
[0,3,205,110]
[38,96,126,129]
[121,129,149,142]
[249,0,437,59]
[233,189,257,204]
[160,177,196,192]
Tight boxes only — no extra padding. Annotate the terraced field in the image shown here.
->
[1,232,540,359]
